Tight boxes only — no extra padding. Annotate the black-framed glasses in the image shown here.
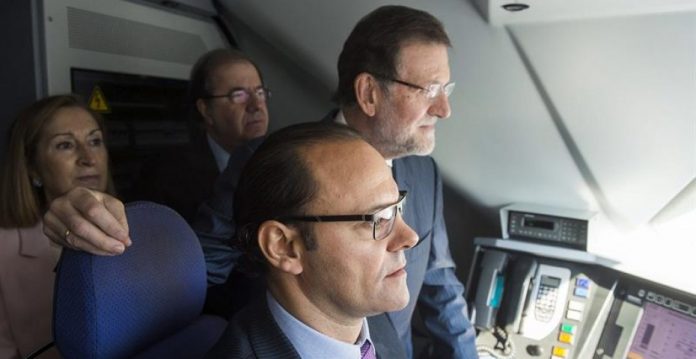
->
[278,191,407,241]
[203,87,271,104]
[374,74,455,100]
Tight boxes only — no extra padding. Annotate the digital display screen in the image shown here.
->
[523,218,556,231]
[627,302,696,359]
[540,275,561,288]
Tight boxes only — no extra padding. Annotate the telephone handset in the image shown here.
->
[517,264,571,340]
[498,256,538,333]
[474,251,571,340]
[473,250,509,330]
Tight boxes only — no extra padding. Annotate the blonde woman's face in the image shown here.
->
[33,107,109,202]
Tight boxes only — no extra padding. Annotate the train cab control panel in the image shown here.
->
[468,238,696,359]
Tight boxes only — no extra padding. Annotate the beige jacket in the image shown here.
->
[0,222,61,359]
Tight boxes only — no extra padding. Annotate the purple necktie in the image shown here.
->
[360,340,377,359]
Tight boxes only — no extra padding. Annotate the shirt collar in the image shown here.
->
[267,292,374,359]
[206,134,231,172]
[334,110,393,168]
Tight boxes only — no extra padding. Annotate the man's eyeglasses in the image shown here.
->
[203,87,271,104]
[375,74,455,100]
[278,191,407,241]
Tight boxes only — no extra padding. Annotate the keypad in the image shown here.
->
[535,284,558,322]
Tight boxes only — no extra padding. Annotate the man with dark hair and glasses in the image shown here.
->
[207,122,418,358]
[129,48,270,223]
[43,5,478,358]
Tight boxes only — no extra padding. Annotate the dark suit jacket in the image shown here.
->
[205,298,301,359]
[207,296,397,359]
[128,132,219,223]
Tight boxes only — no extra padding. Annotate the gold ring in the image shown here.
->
[64,228,71,242]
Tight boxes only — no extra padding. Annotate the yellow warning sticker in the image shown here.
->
[88,86,111,113]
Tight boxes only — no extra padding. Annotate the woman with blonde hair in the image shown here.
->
[0,95,115,358]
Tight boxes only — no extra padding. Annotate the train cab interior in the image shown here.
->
[1,0,695,358]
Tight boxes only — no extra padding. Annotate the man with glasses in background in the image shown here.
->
[44,5,478,358]
[129,48,270,223]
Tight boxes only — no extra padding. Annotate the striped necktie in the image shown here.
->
[360,339,376,359]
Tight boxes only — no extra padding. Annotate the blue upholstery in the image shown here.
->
[53,201,226,359]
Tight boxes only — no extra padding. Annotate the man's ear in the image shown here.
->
[354,72,380,117]
[257,220,304,275]
[196,98,214,127]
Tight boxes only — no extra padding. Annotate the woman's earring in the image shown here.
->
[32,178,43,187]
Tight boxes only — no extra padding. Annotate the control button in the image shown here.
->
[568,300,585,312]
[574,287,589,298]
[561,323,577,334]
[566,309,582,321]
[558,332,574,344]
[638,289,645,297]
[552,346,569,358]
[575,277,590,289]
[526,344,543,357]
[676,301,690,314]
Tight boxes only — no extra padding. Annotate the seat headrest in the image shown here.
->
[53,201,208,359]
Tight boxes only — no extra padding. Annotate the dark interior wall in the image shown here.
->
[442,179,500,283]
[0,0,41,167]
[219,10,333,131]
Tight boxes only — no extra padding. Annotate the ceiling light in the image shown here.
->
[502,3,530,12]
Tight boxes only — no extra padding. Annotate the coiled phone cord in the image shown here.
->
[476,326,516,359]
